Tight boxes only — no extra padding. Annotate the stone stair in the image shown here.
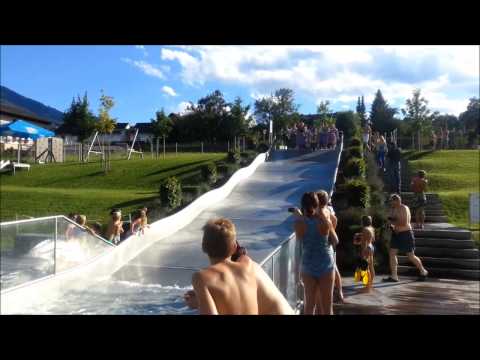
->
[389,159,479,280]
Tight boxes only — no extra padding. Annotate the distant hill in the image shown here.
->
[0,86,64,125]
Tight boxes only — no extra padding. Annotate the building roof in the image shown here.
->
[133,123,154,132]
[115,122,132,130]
[0,99,52,126]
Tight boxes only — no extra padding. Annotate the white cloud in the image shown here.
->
[176,101,192,114]
[159,46,478,115]
[122,58,165,79]
[162,85,178,97]
[135,45,148,57]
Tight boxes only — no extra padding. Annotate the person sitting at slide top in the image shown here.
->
[184,218,294,315]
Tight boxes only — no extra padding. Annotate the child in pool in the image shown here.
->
[353,215,376,292]
[131,209,150,236]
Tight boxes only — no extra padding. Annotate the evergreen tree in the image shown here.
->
[356,95,367,127]
[370,89,398,134]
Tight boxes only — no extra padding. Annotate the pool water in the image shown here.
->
[17,278,197,315]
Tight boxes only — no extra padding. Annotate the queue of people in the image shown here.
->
[285,122,340,151]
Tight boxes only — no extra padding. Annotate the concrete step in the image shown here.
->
[401,192,440,199]
[397,265,480,280]
[402,199,443,206]
[414,228,471,240]
[425,216,449,223]
[398,256,479,270]
[414,237,477,249]
[414,247,479,259]
[422,210,446,216]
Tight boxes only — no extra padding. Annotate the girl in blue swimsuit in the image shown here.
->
[294,192,337,315]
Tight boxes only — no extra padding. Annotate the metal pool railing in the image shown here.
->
[259,136,344,313]
[0,215,114,291]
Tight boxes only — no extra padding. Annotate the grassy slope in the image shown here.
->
[0,153,226,224]
[404,150,480,246]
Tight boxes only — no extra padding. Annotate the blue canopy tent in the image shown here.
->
[0,119,55,164]
[0,119,54,140]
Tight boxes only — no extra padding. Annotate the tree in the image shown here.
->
[401,89,435,150]
[188,90,230,142]
[432,114,459,130]
[56,93,96,162]
[334,111,360,141]
[151,108,173,141]
[254,88,299,134]
[356,95,367,127]
[370,89,398,134]
[96,90,117,172]
[459,97,480,147]
[316,100,335,127]
[225,96,251,138]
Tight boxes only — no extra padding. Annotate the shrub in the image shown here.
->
[343,158,366,178]
[347,146,363,159]
[344,179,369,208]
[257,143,269,153]
[227,150,241,164]
[159,177,182,210]
[201,162,217,184]
[217,162,229,175]
[349,138,362,147]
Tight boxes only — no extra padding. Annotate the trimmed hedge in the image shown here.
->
[344,179,369,208]
[159,177,182,210]
[257,143,269,153]
[343,158,366,178]
[201,162,217,184]
[227,150,241,164]
[347,146,363,159]
[349,138,362,147]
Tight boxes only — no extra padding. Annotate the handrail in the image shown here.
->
[257,139,344,312]
[1,214,115,247]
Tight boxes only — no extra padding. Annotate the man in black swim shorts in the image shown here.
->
[383,194,429,282]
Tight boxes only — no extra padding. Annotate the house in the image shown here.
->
[103,122,134,143]
[0,100,53,129]
[131,123,155,143]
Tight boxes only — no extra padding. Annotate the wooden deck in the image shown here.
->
[334,276,479,315]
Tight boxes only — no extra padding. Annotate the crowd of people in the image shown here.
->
[283,122,341,151]
[64,207,150,245]
[183,183,431,315]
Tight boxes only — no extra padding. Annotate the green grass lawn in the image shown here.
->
[403,150,480,244]
[0,153,226,224]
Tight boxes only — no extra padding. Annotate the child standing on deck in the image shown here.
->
[353,216,376,292]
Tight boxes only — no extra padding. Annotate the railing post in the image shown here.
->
[176,142,178,156]
[201,142,204,153]
[54,217,57,275]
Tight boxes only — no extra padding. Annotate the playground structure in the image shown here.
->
[85,131,104,162]
[127,128,144,160]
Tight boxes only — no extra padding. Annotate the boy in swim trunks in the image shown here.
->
[383,194,428,282]
[410,170,428,229]
[353,216,375,292]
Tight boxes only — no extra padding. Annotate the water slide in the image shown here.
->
[1,147,342,314]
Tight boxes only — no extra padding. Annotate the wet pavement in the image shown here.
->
[334,276,480,315]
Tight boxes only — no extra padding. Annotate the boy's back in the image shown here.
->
[194,256,258,314]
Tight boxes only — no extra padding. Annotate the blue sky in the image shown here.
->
[1,45,478,124]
